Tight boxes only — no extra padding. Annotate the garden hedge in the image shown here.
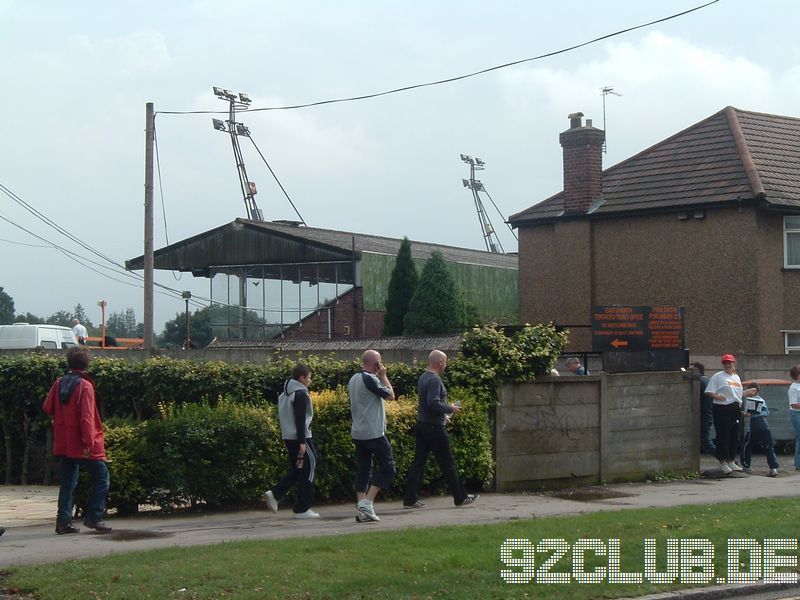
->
[0,323,566,508]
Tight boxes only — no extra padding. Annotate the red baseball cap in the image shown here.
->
[721,354,736,363]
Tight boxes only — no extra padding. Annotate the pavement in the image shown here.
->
[1,454,799,572]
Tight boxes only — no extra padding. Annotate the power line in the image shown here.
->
[247,136,307,225]
[153,119,184,281]
[157,1,719,116]
[0,183,203,306]
[0,182,124,272]
[153,122,172,247]
[0,237,51,248]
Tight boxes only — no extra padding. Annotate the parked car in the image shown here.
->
[0,323,78,350]
[742,379,795,453]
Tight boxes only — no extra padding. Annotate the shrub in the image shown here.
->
[133,399,282,510]
[448,322,568,405]
[73,419,147,516]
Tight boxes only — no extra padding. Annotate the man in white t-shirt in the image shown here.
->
[71,319,88,345]
[705,353,757,475]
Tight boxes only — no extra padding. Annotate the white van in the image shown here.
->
[0,323,79,350]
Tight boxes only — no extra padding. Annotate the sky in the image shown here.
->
[1,0,799,332]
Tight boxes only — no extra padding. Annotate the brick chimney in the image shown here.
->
[559,112,605,214]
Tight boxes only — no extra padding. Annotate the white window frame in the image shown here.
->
[783,331,800,354]
[783,216,800,268]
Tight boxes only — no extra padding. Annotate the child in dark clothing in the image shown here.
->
[740,383,779,477]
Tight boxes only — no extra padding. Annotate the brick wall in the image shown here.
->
[278,288,385,340]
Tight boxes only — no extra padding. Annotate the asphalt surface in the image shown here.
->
[2,455,799,574]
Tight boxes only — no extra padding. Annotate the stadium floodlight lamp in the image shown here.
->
[235,123,250,136]
[475,158,485,166]
[460,154,472,163]
[212,118,227,132]
[239,93,252,104]
[462,179,471,188]
[213,86,226,98]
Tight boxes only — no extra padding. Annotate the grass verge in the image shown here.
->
[4,497,800,599]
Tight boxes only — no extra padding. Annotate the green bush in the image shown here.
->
[448,322,568,406]
[70,388,492,512]
[0,323,566,502]
[73,419,147,516]
[133,400,282,510]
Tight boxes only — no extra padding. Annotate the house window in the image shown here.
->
[785,332,800,354]
[784,216,800,268]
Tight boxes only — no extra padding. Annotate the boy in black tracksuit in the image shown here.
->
[740,383,779,477]
[264,364,319,518]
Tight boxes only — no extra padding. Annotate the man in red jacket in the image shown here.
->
[43,347,111,534]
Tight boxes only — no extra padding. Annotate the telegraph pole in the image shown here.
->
[143,102,155,350]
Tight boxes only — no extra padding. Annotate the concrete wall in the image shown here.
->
[496,371,698,491]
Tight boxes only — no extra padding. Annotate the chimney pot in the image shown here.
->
[586,118,592,127]
[568,111,584,129]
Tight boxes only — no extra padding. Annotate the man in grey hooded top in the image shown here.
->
[263,363,319,519]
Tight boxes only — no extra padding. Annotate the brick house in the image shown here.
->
[508,107,800,355]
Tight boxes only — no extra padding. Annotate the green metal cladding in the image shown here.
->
[360,252,518,322]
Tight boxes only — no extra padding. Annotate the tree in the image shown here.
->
[0,287,14,324]
[382,237,418,336]
[404,251,469,335]
[45,310,73,327]
[106,308,142,338]
[14,312,44,324]
[73,304,95,329]
[159,304,279,348]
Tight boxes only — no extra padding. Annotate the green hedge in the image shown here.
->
[0,323,565,505]
[73,389,492,513]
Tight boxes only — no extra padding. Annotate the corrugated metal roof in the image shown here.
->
[126,219,517,272]
[205,334,463,352]
[509,106,800,225]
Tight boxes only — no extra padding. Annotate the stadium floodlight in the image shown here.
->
[223,89,237,100]
[475,158,485,166]
[213,86,226,97]
[212,118,227,132]
[460,154,472,163]
[462,179,471,188]
[239,93,252,104]
[235,123,250,136]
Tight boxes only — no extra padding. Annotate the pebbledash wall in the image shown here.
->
[495,371,699,491]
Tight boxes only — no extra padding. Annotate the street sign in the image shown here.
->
[591,305,684,352]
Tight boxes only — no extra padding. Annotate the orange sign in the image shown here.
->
[591,305,684,352]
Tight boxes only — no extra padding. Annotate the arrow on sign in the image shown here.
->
[611,339,629,348]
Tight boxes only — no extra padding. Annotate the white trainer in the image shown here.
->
[719,462,733,475]
[769,468,779,477]
[263,490,278,513]
[728,461,743,472]
[293,509,320,519]
[356,499,380,522]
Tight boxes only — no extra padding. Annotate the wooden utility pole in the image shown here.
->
[143,102,155,350]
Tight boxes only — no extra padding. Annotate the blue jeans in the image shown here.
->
[791,411,800,469]
[58,457,110,526]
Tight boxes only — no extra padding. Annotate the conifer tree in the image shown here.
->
[383,237,419,336]
[404,251,468,335]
